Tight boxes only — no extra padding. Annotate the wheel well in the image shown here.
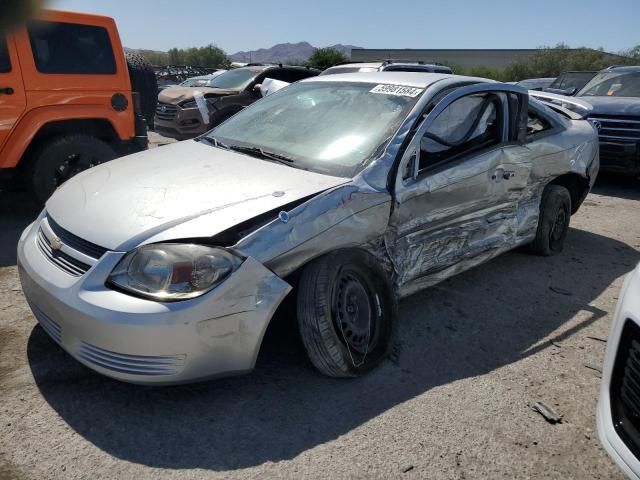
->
[549,173,589,214]
[17,119,119,172]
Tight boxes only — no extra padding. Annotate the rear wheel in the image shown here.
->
[529,184,572,256]
[296,250,397,378]
[27,134,116,204]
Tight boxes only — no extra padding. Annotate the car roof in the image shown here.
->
[328,62,383,69]
[304,71,487,89]
[602,65,640,73]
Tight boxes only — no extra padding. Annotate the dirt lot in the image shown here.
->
[0,172,638,480]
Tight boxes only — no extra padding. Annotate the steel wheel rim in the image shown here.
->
[549,207,567,245]
[332,268,378,356]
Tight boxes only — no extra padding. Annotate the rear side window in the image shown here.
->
[0,37,10,73]
[27,21,116,74]
[527,109,551,136]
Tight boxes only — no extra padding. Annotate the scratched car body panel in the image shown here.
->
[18,72,599,384]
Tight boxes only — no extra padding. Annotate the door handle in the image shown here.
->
[503,171,516,180]
[0,87,14,95]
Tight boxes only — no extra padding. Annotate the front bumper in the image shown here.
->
[599,140,640,176]
[154,105,211,140]
[598,265,640,478]
[17,218,291,385]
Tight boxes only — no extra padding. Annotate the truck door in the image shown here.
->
[0,34,26,154]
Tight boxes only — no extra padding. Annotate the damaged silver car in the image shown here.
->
[17,72,599,384]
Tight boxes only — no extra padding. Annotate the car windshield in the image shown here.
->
[205,81,421,177]
[550,72,596,91]
[206,68,261,90]
[180,78,208,87]
[578,72,640,97]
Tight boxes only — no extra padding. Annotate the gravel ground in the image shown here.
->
[0,172,638,480]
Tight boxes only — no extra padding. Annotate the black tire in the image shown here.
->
[27,134,116,204]
[297,249,397,378]
[125,51,158,128]
[529,184,572,256]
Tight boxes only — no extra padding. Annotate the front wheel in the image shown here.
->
[529,184,572,256]
[296,250,397,378]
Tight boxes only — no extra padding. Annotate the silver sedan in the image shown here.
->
[18,72,599,384]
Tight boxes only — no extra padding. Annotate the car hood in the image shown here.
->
[45,141,348,251]
[578,96,640,116]
[158,87,239,104]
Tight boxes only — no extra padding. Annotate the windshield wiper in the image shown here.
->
[198,137,296,167]
[226,145,296,165]
[198,136,231,150]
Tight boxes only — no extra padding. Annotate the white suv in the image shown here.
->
[320,61,453,76]
[598,262,640,479]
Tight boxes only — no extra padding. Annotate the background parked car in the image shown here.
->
[320,61,453,75]
[155,65,216,92]
[530,67,640,177]
[543,70,598,96]
[154,65,320,140]
[157,69,226,92]
[598,262,640,480]
[576,66,640,176]
[0,9,157,204]
[515,77,556,91]
[176,71,227,88]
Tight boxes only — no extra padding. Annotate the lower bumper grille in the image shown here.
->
[610,319,640,458]
[77,342,186,376]
[30,302,62,344]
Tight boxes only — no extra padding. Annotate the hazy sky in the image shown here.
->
[49,0,639,54]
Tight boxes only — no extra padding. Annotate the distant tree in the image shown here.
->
[307,47,348,70]
[136,49,169,66]
[622,45,640,60]
[502,44,625,81]
[161,44,230,68]
[168,48,181,65]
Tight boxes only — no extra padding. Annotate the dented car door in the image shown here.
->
[387,84,533,295]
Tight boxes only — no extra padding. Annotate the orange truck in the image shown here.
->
[0,10,157,203]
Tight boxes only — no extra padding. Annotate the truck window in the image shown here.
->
[27,21,116,75]
[0,37,10,73]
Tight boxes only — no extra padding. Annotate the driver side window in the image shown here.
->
[419,93,503,172]
[0,36,11,73]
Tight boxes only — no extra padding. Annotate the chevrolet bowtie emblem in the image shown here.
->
[49,236,63,251]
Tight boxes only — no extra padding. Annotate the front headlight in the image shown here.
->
[181,100,197,109]
[108,244,242,301]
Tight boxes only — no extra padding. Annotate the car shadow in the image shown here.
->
[0,191,39,267]
[26,225,639,471]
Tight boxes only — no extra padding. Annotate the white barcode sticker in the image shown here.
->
[370,84,423,97]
